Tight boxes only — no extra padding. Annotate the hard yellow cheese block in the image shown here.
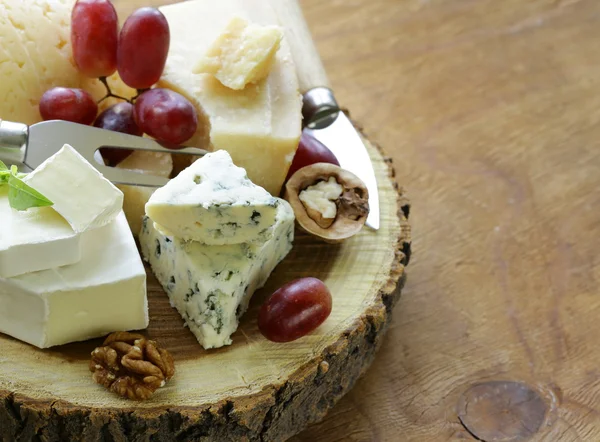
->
[116,151,173,236]
[0,0,80,125]
[194,17,283,91]
[158,0,302,196]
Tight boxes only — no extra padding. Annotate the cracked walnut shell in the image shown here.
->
[90,332,175,401]
[284,163,369,243]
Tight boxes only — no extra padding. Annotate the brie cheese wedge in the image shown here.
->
[0,213,148,349]
[0,186,80,278]
[24,144,124,233]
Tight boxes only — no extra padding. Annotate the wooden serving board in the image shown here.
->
[0,136,410,441]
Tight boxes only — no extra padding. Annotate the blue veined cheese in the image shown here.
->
[140,200,294,349]
[0,213,148,349]
[146,150,280,245]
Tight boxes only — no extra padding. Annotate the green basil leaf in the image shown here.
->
[7,174,53,211]
[0,160,8,172]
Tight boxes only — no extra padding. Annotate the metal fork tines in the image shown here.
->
[0,119,208,187]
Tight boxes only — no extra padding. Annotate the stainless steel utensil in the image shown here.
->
[0,119,207,187]
[267,0,381,230]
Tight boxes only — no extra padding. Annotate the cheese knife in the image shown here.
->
[267,0,380,230]
[0,118,206,187]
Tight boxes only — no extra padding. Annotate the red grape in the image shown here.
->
[258,277,332,343]
[94,102,141,165]
[94,102,142,136]
[285,131,340,183]
[134,88,197,145]
[71,0,118,78]
[39,87,98,125]
[117,7,170,89]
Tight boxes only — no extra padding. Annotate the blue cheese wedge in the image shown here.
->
[0,186,81,278]
[146,150,280,245]
[140,200,294,349]
[0,213,148,349]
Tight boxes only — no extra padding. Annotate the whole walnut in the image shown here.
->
[90,332,175,401]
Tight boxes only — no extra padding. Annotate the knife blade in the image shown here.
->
[266,0,380,229]
[303,89,380,230]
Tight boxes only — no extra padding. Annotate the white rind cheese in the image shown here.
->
[0,187,80,278]
[24,144,124,233]
[140,200,294,349]
[146,150,280,245]
[158,0,302,196]
[194,17,283,90]
[0,213,148,349]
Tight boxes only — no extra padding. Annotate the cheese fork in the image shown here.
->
[0,119,207,187]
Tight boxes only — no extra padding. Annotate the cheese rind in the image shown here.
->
[194,17,283,90]
[0,187,80,278]
[146,150,279,245]
[158,0,302,196]
[140,200,294,349]
[0,213,148,349]
[24,144,124,233]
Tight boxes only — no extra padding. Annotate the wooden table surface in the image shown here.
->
[117,1,600,440]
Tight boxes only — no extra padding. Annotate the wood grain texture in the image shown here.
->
[0,137,409,441]
[4,0,599,439]
[115,0,600,440]
[289,0,600,441]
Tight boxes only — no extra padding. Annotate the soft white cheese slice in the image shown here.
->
[146,150,280,245]
[0,212,148,349]
[0,187,80,278]
[140,199,294,349]
[24,144,124,233]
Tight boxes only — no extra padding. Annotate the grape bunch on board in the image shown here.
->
[39,0,198,166]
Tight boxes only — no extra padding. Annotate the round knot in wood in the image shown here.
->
[90,332,175,401]
[457,381,547,441]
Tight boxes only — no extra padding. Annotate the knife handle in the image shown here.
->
[0,119,27,164]
[266,0,331,94]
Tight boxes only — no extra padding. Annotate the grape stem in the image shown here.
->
[96,78,151,106]
[97,76,134,104]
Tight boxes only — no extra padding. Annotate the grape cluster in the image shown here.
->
[39,0,198,164]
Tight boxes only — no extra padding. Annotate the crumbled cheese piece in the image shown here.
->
[194,17,283,90]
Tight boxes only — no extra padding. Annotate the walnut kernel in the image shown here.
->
[90,331,175,401]
[284,163,369,243]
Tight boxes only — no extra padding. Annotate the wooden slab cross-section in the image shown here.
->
[0,137,410,441]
